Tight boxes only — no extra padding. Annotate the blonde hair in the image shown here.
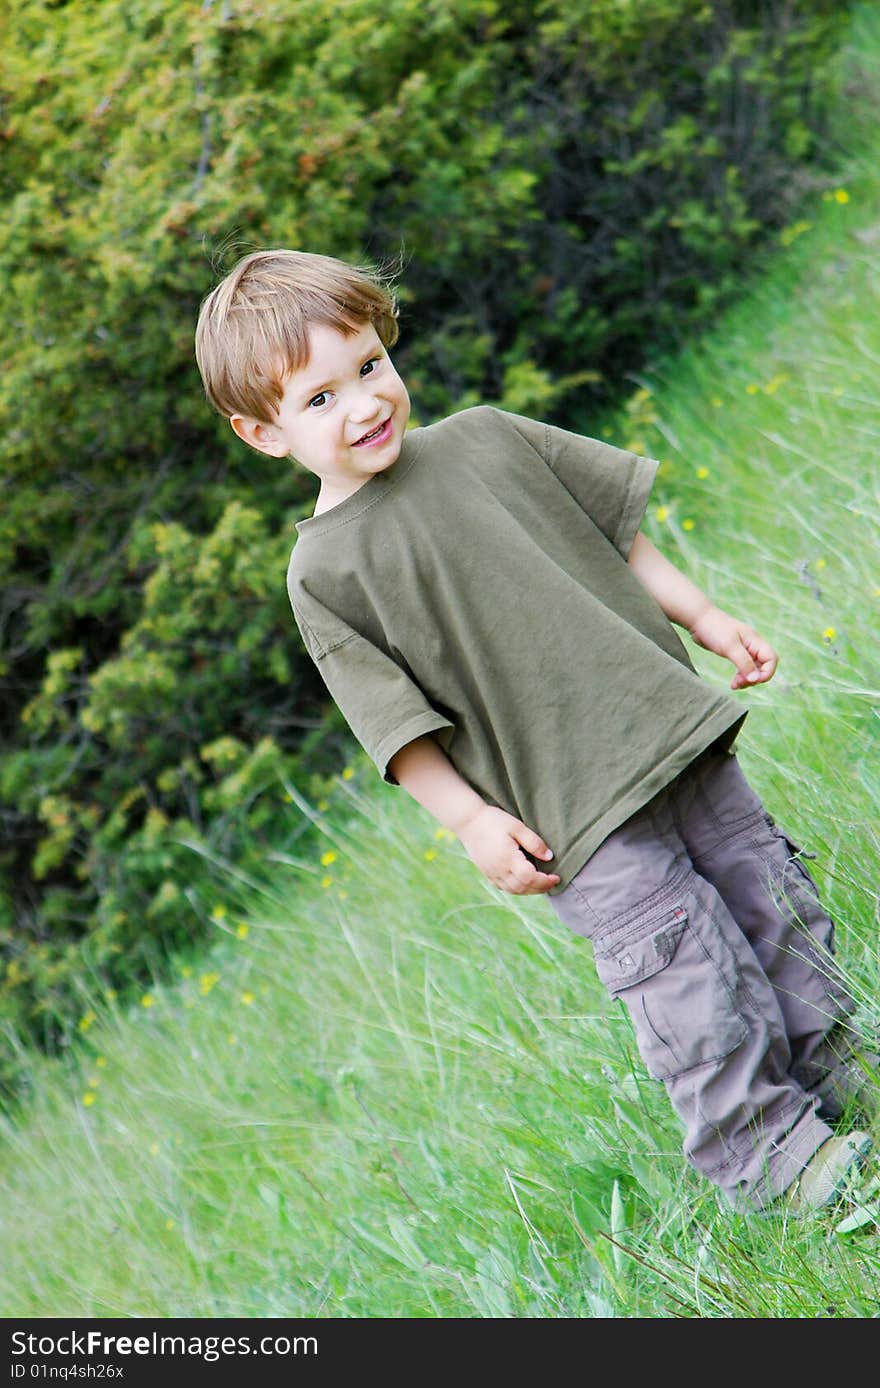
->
[195,248,400,423]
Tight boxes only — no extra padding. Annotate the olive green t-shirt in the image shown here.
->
[287,404,746,894]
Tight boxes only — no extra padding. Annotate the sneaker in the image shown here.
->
[784,1131,873,1215]
[834,1173,880,1235]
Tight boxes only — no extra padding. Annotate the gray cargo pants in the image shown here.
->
[548,740,860,1211]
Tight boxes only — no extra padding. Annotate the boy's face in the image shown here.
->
[232,320,410,498]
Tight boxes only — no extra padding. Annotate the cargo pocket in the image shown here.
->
[761,814,854,1019]
[592,905,749,1082]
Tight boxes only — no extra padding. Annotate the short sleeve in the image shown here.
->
[289,597,455,786]
[498,408,659,559]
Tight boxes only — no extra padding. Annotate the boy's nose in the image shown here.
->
[349,391,381,424]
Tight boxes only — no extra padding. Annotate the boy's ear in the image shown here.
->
[229,413,289,458]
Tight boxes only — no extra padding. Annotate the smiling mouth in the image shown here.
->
[353,418,390,446]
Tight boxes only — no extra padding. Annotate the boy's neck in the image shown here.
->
[313,478,369,516]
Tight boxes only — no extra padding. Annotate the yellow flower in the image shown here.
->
[321,874,333,888]
[822,627,836,641]
[815,558,827,571]
[96,1055,106,1068]
[165,1219,174,1231]
[87,1074,99,1089]
[711,397,723,407]
[320,850,337,866]
[180,964,193,978]
[141,993,155,1009]
[763,373,789,395]
[834,188,850,204]
[746,384,759,395]
[210,903,227,921]
[199,971,220,996]
[696,466,710,480]
[424,848,438,861]
[83,1092,97,1107]
[240,991,255,1006]
[832,386,843,397]
[105,989,116,1001]
[78,1010,97,1033]
[434,826,454,841]
[227,1033,237,1045]
[682,519,695,531]
[236,923,249,940]
[318,799,330,811]
[342,766,354,780]
[655,506,669,523]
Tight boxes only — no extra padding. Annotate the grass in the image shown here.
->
[2,4,880,1319]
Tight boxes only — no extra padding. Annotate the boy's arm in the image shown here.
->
[627,531,778,690]
[388,735,561,895]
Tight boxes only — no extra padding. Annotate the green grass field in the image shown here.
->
[2,6,880,1320]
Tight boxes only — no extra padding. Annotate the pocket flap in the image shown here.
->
[594,907,688,994]
[763,812,817,860]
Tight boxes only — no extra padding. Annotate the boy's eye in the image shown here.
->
[308,392,328,409]
[361,357,380,375]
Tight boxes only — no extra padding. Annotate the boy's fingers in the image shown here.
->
[755,650,778,678]
[510,870,561,895]
[752,642,778,675]
[734,633,759,669]
[502,843,560,893]
[731,631,778,687]
[744,628,777,660]
[512,822,555,861]
[730,649,758,686]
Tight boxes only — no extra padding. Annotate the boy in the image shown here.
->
[195,248,875,1215]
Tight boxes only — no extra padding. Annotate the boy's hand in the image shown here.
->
[455,805,561,895]
[689,604,779,690]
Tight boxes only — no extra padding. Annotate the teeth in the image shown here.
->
[358,421,384,444]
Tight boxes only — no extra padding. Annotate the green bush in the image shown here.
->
[0,0,854,1088]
